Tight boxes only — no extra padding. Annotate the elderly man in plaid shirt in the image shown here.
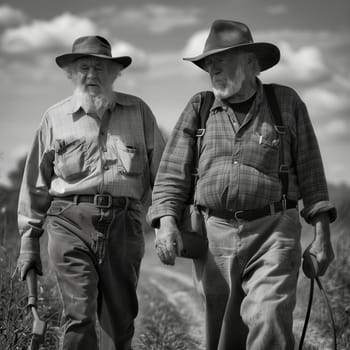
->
[147,20,336,349]
[16,36,164,350]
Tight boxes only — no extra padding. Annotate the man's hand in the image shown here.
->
[17,252,42,281]
[304,212,334,276]
[155,216,184,265]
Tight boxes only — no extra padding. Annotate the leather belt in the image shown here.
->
[53,194,128,209]
[202,199,298,221]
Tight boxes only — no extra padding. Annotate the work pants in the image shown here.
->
[46,199,145,350]
[194,208,302,350]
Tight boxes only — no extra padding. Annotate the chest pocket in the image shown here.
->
[117,144,144,176]
[54,137,90,181]
[240,129,280,176]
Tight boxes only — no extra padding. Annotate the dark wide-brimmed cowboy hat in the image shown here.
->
[56,35,132,69]
[183,20,280,72]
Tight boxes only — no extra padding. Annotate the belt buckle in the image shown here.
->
[94,194,112,208]
[234,210,244,220]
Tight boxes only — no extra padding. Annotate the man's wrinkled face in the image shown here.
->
[203,50,249,100]
[71,57,117,96]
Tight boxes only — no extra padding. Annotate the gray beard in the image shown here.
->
[212,65,245,101]
[74,89,112,116]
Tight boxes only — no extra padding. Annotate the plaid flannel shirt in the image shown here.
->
[147,79,336,227]
[18,91,165,252]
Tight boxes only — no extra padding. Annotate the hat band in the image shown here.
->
[72,44,112,57]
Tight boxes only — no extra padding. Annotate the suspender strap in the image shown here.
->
[190,91,215,201]
[264,84,289,200]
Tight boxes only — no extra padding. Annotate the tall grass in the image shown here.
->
[0,228,61,349]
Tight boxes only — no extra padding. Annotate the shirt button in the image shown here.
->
[233,161,239,165]
[103,165,109,170]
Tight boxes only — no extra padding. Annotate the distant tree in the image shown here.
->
[0,156,26,241]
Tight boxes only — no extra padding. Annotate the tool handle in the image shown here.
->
[26,268,38,308]
[302,252,319,279]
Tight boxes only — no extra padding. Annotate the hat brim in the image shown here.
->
[183,42,280,72]
[56,53,132,70]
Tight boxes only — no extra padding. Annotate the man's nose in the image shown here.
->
[211,62,221,74]
[87,67,97,77]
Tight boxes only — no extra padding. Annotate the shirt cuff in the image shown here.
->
[300,200,337,224]
[147,205,182,228]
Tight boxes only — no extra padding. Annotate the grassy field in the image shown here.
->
[0,177,349,349]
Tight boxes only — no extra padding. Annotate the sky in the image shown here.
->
[0,0,349,186]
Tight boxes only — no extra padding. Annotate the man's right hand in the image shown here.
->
[155,216,183,265]
[17,252,42,281]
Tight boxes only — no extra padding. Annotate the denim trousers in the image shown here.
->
[46,199,145,350]
[193,208,302,350]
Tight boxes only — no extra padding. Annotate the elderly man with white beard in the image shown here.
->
[148,20,336,350]
[16,35,164,350]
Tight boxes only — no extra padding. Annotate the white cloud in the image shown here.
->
[86,4,201,34]
[263,41,329,83]
[325,120,348,136]
[111,41,148,70]
[266,5,288,15]
[255,29,349,51]
[303,87,349,114]
[182,29,208,58]
[280,42,327,79]
[181,29,209,76]
[140,4,201,33]
[1,12,100,54]
[0,5,27,27]
[316,119,349,142]
[0,11,151,71]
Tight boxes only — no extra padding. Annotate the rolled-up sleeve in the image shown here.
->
[18,117,54,252]
[294,97,337,223]
[147,94,201,228]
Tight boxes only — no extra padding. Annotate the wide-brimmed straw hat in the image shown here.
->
[56,35,132,69]
[183,20,280,72]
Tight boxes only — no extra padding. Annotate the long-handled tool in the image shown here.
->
[26,269,47,350]
[299,252,337,350]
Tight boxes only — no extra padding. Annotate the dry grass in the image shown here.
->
[134,278,201,350]
[0,235,61,349]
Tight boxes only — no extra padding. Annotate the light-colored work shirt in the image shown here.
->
[18,91,165,250]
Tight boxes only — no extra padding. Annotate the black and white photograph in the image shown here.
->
[0,1,349,349]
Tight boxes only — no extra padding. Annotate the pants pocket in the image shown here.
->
[47,200,74,216]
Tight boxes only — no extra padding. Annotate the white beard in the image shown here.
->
[212,64,245,101]
[74,89,111,117]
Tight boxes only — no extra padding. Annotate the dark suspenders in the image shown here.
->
[264,84,289,204]
[195,91,215,171]
[190,91,215,201]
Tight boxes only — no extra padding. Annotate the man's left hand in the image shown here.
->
[304,212,334,276]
